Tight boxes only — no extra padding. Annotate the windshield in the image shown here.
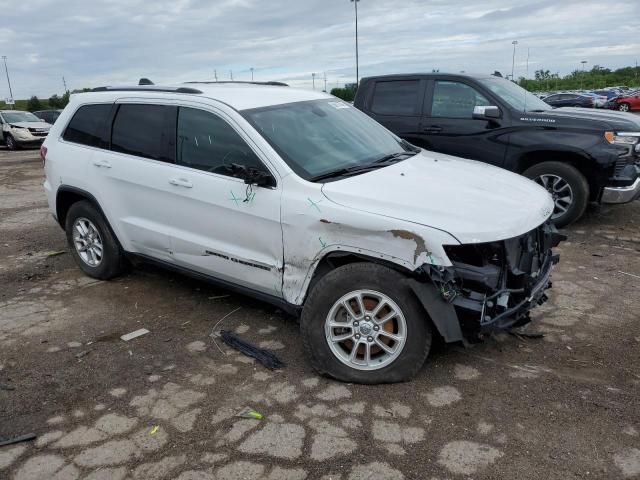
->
[478,77,551,112]
[242,99,415,180]
[2,111,41,123]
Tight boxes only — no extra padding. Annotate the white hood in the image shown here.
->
[321,151,554,244]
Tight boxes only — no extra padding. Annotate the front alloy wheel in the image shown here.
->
[325,289,407,371]
[535,174,574,221]
[618,103,630,112]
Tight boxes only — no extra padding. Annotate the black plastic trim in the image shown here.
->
[92,86,203,94]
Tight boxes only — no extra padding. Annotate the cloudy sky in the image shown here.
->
[1,0,638,99]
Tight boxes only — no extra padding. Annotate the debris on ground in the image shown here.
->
[236,407,263,420]
[208,295,231,300]
[507,331,545,340]
[75,350,91,359]
[0,382,15,391]
[150,426,159,435]
[220,330,285,370]
[619,270,640,280]
[46,250,66,257]
[0,433,37,447]
[120,328,150,342]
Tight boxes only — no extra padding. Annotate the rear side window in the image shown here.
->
[62,104,112,148]
[111,104,176,162]
[370,80,420,115]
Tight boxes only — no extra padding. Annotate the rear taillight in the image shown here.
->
[40,145,48,167]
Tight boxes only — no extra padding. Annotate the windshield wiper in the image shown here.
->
[309,151,417,183]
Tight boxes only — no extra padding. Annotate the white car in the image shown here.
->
[0,110,51,149]
[42,82,564,383]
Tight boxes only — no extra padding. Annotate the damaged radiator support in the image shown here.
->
[420,222,565,335]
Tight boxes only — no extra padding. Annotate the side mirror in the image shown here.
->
[229,163,275,188]
[472,105,501,120]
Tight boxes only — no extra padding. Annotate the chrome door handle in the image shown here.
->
[169,178,193,188]
[92,160,112,168]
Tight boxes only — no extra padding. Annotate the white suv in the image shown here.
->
[42,82,564,383]
[1,110,51,149]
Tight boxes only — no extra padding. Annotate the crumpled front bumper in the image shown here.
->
[601,176,640,204]
[419,222,565,340]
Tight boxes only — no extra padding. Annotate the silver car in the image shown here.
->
[0,110,51,150]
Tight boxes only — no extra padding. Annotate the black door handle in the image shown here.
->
[423,126,443,134]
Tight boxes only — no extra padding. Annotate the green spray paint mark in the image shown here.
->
[307,197,322,212]
[228,190,241,206]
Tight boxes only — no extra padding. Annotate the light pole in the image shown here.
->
[250,67,254,81]
[350,0,360,85]
[580,60,587,90]
[511,40,518,82]
[312,72,316,90]
[2,56,14,104]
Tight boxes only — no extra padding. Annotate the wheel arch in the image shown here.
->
[515,150,597,201]
[299,250,462,343]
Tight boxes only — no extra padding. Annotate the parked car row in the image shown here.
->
[538,88,640,112]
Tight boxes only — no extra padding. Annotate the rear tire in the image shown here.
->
[523,161,589,228]
[65,200,125,280]
[301,262,431,384]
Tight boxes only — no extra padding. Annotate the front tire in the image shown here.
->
[5,135,18,150]
[618,103,630,112]
[301,262,431,384]
[523,161,589,228]
[65,200,125,280]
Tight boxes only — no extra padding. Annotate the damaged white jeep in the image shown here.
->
[43,82,564,384]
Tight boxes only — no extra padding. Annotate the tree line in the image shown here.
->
[518,65,639,92]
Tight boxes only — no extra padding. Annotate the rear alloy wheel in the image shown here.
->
[618,103,630,112]
[523,161,589,227]
[5,135,17,150]
[301,262,431,384]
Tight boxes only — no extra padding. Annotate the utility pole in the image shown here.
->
[250,67,254,81]
[312,72,316,90]
[580,60,587,90]
[230,70,233,81]
[526,47,530,78]
[511,40,518,82]
[214,69,218,82]
[323,72,327,92]
[62,76,68,93]
[350,0,360,85]
[2,56,14,104]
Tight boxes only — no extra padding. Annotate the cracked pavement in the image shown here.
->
[1,147,639,479]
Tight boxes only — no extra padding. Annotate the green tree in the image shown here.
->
[27,96,42,112]
[48,94,62,108]
[330,87,356,102]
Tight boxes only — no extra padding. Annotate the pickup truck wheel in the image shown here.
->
[618,103,630,112]
[301,262,431,384]
[5,134,18,150]
[523,161,589,228]
[65,200,126,280]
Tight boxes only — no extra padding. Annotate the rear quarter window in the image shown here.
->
[62,104,112,148]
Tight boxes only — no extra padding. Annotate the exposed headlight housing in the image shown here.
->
[605,131,640,145]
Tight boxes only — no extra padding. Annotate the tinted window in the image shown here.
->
[111,104,175,162]
[431,81,490,118]
[63,104,112,148]
[370,80,420,115]
[177,107,266,176]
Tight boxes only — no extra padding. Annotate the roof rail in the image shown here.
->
[91,85,203,94]
[184,81,289,87]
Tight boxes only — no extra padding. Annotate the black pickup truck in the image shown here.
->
[354,73,640,226]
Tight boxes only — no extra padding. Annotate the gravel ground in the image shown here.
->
[1,147,639,480]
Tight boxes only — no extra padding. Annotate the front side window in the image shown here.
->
[370,80,420,115]
[62,104,112,148]
[478,77,551,112]
[431,81,490,118]
[176,107,266,176]
[111,104,175,162]
[242,99,416,180]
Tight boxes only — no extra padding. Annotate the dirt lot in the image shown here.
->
[1,147,639,480]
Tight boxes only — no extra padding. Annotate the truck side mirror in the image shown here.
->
[472,105,501,120]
